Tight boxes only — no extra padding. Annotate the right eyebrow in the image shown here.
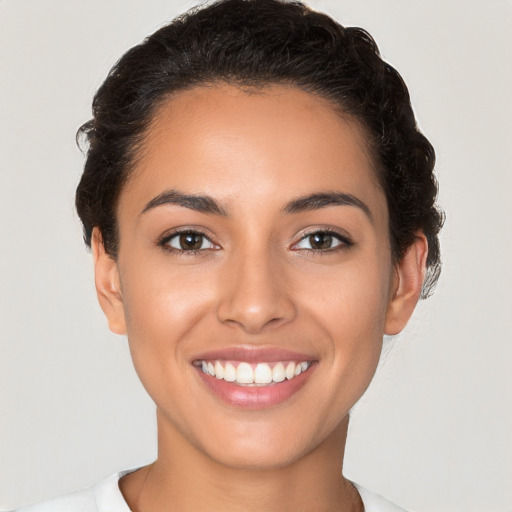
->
[140,189,228,216]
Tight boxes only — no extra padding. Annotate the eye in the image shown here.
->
[293,230,352,252]
[161,230,218,252]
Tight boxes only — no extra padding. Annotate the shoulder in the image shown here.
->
[354,482,412,512]
[11,472,131,512]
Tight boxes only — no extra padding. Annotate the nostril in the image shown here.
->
[216,260,297,332]
[217,298,296,334]
[221,314,284,334]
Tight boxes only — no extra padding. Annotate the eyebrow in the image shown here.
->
[141,188,372,221]
[283,192,373,221]
[141,189,227,216]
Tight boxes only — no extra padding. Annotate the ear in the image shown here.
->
[384,233,428,335]
[91,227,127,335]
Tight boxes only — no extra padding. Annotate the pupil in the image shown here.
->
[311,233,332,250]
[180,233,202,250]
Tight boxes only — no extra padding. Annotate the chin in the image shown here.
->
[208,442,308,471]
[192,417,326,471]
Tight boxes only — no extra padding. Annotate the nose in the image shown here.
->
[216,249,297,334]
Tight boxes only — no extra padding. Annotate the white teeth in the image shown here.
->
[272,362,285,383]
[285,362,296,380]
[254,363,273,384]
[199,360,312,386]
[236,362,254,384]
[224,362,236,382]
[214,361,224,380]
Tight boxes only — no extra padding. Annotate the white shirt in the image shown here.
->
[13,469,411,512]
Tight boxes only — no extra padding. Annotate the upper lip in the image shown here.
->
[192,345,317,363]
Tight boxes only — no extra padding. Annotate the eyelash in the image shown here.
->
[158,228,219,256]
[158,228,353,256]
[291,228,354,254]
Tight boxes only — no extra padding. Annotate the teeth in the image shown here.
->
[272,362,285,383]
[199,360,312,386]
[224,362,236,382]
[285,362,295,380]
[214,361,224,380]
[236,362,254,384]
[254,363,273,384]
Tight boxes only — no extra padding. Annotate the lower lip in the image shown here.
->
[196,365,316,410]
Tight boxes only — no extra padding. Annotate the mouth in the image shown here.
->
[192,347,317,409]
[194,359,313,386]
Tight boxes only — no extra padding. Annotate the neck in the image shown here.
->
[120,411,362,512]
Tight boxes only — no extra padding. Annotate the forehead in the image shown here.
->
[120,84,385,218]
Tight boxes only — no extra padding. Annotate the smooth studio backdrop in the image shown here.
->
[1,1,511,510]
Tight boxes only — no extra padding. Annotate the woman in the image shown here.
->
[14,0,442,510]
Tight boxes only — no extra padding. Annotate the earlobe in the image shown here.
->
[91,228,127,335]
[384,233,428,335]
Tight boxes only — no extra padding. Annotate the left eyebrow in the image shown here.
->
[282,192,373,222]
[141,189,228,216]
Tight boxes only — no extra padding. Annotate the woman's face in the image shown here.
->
[95,84,422,469]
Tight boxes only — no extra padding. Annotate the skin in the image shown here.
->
[93,84,427,512]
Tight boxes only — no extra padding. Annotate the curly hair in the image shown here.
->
[76,0,444,297]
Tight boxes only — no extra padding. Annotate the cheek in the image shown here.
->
[117,262,221,424]
[121,258,212,326]
[296,255,392,394]
[300,254,392,337]
[118,259,217,374]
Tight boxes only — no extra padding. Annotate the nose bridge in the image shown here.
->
[216,242,296,333]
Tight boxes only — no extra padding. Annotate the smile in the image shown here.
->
[197,360,313,386]
[193,351,317,409]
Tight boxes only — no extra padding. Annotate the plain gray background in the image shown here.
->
[1,0,511,510]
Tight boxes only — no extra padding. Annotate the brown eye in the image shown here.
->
[293,230,351,252]
[309,233,334,250]
[164,231,217,252]
[179,232,204,250]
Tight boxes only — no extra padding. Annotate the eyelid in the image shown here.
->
[290,227,354,251]
[158,226,221,252]
[157,225,352,254]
